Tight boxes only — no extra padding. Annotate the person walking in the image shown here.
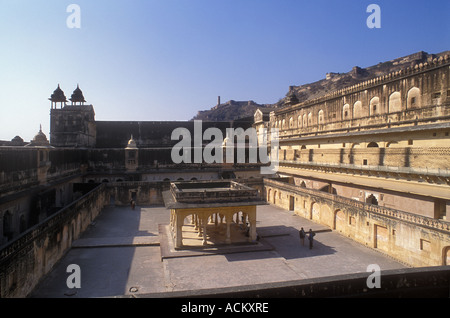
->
[308,229,315,249]
[299,227,306,246]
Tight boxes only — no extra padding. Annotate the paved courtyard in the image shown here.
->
[30,204,405,298]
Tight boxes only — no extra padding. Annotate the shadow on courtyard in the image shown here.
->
[223,225,336,262]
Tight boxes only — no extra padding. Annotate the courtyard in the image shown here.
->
[30,204,405,297]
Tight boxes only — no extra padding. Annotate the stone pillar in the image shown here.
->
[197,217,203,237]
[175,213,183,248]
[242,213,247,228]
[202,217,207,245]
[170,210,175,234]
[248,207,257,242]
[225,216,231,244]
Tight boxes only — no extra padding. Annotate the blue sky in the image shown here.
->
[0,0,449,141]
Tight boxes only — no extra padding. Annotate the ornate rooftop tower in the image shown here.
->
[49,84,96,147]
[49,84,67,109]
[69,84,86,105]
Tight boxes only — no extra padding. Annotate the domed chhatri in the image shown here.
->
[69,84,86,105]
[49,84,67,109]
[125,135,138,149]
[25,125,51,148]
[10,135,24,144]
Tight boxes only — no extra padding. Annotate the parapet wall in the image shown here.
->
[132,266,450,298]
[0,184,107,298]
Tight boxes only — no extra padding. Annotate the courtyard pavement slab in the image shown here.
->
[29,204,406,298]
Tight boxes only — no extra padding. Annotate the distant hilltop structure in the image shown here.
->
[193,50,450,121]
[193,99,273,122]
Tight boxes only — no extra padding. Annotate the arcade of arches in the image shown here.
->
[169,205,257,248]
[264,179,450,267]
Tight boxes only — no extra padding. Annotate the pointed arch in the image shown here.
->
[353,101,363,118]
[388,91,402,113]
[342,104,350,120]
[318,109,324,125]
[443,246,450,266]
[407,87,421,109]
[369,96,380,115]
[366,194,378,205]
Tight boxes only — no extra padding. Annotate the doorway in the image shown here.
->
[289,196,295,211]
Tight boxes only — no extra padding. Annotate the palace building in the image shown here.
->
[258,51,450,267]
[1,50,449,297]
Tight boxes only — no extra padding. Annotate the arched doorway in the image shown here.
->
[366,194,378,205]
[407,87,421,108]
[311,202,319,221]
[443,246,450,266]
[3,211,13,241]
[334,209,345,232]
[319,185,337,194]
[389,91,402,113]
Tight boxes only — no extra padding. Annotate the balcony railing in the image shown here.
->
[279,159,450,178]
[274,103,450,140]
[264,178,450,233]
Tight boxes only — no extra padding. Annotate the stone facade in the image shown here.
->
[0,184,106,297]
[264,178,450,267]
[257,51,450,267]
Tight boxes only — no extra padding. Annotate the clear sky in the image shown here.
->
[0,0,449,141]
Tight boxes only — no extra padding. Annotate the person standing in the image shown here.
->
[299,227,306,246]
[308,229,315,249]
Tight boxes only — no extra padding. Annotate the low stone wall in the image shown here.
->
[132,266,450,298]
[106,181,169,206]
[0,184,107,298]
[105,178,265,207]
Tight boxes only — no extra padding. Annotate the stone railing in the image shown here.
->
[276,103,450,140]
[170,180,259,204]
[0,183,105,260]
[279,158,450,178]
[0,183,107,297]
[264,178,450,233]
